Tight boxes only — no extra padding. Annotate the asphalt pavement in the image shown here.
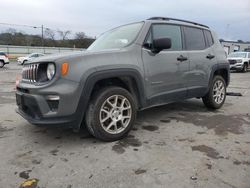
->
[0,62,249,188]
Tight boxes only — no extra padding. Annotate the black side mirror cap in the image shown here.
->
[152,38,172,53]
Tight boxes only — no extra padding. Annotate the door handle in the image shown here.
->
[206,54,215,60]
[177,55,188,62]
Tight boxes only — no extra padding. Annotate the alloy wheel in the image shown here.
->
[213,80,225,104]
[99,95,132,134]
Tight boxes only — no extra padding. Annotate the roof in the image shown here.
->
[146,17,209,29]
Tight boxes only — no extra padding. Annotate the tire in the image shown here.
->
[0,61,4,68]
[202,75,226,109]
[22,60,27,65]
[85,86,137,141]
[242,63,248,73]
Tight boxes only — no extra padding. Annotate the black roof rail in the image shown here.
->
[147,17,209,28]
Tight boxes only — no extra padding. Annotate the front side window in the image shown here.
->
[87,22,144,51]
[184,27,206,50]
[144,24,182,51]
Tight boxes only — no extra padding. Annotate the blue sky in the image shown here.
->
[1,0,250,41]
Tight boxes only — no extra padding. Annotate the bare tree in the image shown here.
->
[75,32,86,40]
[6,28,17,35]
[57,30,71,41]
[45,28,56,40]
[44,28,57,46]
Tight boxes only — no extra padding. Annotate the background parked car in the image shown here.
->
[17,53,45,65]
[228,51,250,72]
[0,52,10,68]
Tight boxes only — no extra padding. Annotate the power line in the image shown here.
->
[0,22,40,29]
[0,22,58,32]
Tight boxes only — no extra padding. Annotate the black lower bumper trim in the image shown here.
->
[16,92,79,128]
[16,108,76,128]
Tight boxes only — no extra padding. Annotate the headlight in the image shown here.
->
[47,63,55,80]
[236,59,242,63]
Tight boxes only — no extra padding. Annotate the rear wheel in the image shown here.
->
[85,86,137,141]
[202,75,226,109]
[0,61,4,68]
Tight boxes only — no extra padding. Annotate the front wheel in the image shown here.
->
[85,86,137,141]
[0,61,4,68]
[242,63,248,73]
[22,60,27,65]
[202,75,226,109]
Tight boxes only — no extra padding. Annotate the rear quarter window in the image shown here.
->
[204,30,214,47]
[183,27,206,50]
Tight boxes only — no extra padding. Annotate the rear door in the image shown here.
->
[183,26,216,97]
[142,24,189,105]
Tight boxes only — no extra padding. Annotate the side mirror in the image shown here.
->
[152,38,172,53]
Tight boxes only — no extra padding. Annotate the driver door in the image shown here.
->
[142,24,189,105]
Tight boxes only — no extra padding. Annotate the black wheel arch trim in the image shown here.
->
[208,63,230,90]
[73,68,146,130]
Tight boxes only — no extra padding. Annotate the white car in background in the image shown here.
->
[0,51,10,68]
[17,53,45,65]
[228,52,250,72]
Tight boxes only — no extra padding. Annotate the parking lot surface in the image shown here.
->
[0,63,249,188]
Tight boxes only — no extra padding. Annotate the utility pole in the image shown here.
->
[225,24,230,40]
[41,25,45,53]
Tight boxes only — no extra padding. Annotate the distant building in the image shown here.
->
[221,40,250,54]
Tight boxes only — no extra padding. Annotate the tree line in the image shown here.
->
[0,28,95,48]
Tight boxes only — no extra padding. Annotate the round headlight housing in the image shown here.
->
[47,63,55,80]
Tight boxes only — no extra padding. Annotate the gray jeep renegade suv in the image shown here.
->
[16,17,230,141]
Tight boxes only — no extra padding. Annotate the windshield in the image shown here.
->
[87,22,144,51]
[228,52,247,58]
[28,54,36,58]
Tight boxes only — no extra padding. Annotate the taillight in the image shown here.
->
[4,54,8,58]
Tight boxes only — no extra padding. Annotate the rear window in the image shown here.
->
[0,52,6,56]
[183,27,206,50]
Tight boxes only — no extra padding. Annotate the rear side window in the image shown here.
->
[144,24,182,51]
[183,27,206,50]
[204,30,214,47]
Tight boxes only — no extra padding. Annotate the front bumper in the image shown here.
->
[230,64,243,70]
[16,78,83,128]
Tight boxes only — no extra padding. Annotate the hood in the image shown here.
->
[27,51,83,64]
[18,56,26,60]
[28,49,125,64]
[227,57,244,60]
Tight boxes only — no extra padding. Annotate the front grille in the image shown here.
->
[22,64,39,83]
[228,60,236,65]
